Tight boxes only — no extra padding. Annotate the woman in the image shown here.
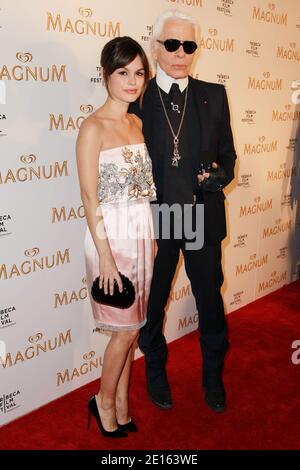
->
[76,37,156,438]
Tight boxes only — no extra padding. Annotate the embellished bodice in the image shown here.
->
[97,143,157,204]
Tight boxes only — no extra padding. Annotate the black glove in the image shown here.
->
[197,163,227,192]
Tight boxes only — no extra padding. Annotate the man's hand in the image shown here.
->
[197,162,227,192]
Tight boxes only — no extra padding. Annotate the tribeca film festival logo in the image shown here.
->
[0,390,21,414]
[276,246,288,260]
[90,65,104,85]
[272,104,300,122]
[46,7,120,38]
[277,42,300,62]
[0,154,69,185]
[0,247,71,281]
[258,270,287,293]
[241,109,256,125]
[243,136,277,157]
[0,52,67,83]
[217,73,230,87]
[248,72,282,91]
[237,173,252,188]
[267,162,296,182]
[291,340,300,365]
[0,214,12,237]
[141,25,153,44]
[235,253,268,277]
[216,0,234,17]
[252,3,287,26]
[0,306,16,329]
[49,104,93,131]
[246,40,261,58]
[229,291,244,307]
[0,331,72,369]
[233,233,248,248]
[56,350,103,387]
[53,276,87,309]
[199,28,234,53]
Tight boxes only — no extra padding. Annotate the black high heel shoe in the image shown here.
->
[87,396,127,438]
[117,418,138,432]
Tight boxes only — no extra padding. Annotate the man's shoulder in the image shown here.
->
[189,76,224,92]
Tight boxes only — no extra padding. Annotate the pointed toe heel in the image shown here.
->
[87,396,128,438]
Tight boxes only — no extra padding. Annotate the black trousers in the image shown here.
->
[138,203,229,392]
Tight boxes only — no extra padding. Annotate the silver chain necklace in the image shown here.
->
[157,82,189,167]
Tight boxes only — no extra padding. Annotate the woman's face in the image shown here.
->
[107,55,146,103]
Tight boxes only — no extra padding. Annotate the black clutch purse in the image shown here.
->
[91,272,135,309]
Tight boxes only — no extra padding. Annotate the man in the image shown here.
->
[129,10,236,412]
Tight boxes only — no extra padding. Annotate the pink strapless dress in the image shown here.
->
[84,143,157,331]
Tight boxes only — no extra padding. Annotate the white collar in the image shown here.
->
[155,63,188,94]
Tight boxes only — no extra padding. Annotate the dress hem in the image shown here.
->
[94,318,147,332]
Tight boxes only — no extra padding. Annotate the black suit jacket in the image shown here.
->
[129,76,237,243]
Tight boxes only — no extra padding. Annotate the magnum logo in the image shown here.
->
[169,0,202,7]
[236,253,268,276]
[0,52,67,82]
[167,284,191,309]
[0,247,71,280]
[248,72,282,91]
[0,155,69,184]
[267,163,296,181]
[277,43,300,61]
[178,313,198,330]
[252,5,287,25]
[56,350,103,386]
[258,271,287,293]
[46,8,120,37]
[243,136,277,156]
[52,205,85,223]
[49,104,93,131]
[54,277,87,308]
[240,197,272,217]
[0,330,72,368]
[263,219,292,238]
[272,104,300,122]
[199,29,234,53]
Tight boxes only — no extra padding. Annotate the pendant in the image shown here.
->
[170,102,180,114]
[171,138,181,167]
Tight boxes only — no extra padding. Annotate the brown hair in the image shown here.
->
[101,36,150,107]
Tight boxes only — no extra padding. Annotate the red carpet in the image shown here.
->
[1,281,300,450]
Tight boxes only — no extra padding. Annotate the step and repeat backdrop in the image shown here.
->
[0,0,299,425]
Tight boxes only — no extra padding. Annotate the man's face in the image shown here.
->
[153,19,196,79]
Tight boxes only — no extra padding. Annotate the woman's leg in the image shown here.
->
[96,330,138,431]
[115,342,136,424]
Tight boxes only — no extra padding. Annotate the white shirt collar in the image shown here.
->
[155,63,188,94]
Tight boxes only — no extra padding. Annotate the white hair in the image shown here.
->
[152,9,199,42]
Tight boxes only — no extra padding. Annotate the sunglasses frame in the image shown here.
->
[157,39,198,55]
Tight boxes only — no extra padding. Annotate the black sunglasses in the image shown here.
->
[157,39,198,54]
